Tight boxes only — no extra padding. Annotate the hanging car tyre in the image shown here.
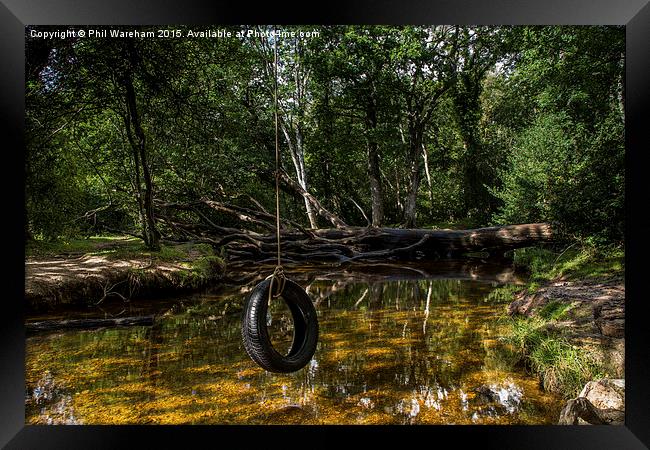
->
[241,277,319,373]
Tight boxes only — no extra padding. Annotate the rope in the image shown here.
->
[268,26,285,305]
[265,265,286,303]
[273,26,282,270]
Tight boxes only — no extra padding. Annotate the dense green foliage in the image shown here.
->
[25,25,625,246]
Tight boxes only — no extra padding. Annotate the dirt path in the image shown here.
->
[25,240,224,310]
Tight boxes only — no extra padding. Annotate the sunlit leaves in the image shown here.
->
[26,25,625,239]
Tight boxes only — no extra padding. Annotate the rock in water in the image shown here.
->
[473,382,523,414]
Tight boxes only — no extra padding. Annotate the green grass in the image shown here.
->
[528,336,604,397]
[124,243,225,292]
[504,316,548,351]
[126,253,225,291]
[26,235,226,305]
[501,314,605,399]
[513,242,624,282]
[491,240,623,398]
[482,284,524,304]
[174,255,226,287]
[27,235,217,260]
[537,300,574,321]
[497,241,621,398]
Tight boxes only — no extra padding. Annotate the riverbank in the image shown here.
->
[25,236,225,311]
[498,243,625,424]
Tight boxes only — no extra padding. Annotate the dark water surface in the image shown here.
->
[25,261,564,424]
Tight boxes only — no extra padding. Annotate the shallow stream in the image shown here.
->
[25,260,564,424]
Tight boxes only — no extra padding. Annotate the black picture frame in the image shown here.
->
[2,0,649,448]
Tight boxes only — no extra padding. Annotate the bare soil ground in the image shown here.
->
[25,239,222,310]
[508,276,625,377]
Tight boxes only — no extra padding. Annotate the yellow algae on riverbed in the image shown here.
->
[26,277,564,425]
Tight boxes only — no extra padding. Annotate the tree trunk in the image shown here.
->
[422,143,434,206]
[404,123,423,228]
[330,222,554,257]
[123,111,147,244]
[280,122,318,229]
[395,166,403,215]
[365,97,384,227]
[277,170,347,229]
[122,43,160,250]
[274,36,319,230]
[217,222,555,265]
[368,153,383,226]
[297,134,319,229]
[453,70,491,221]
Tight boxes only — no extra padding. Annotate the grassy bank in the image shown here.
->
[502,312,605,398]
[495,242,624,398]
[25,235,226,309]
[511,242,624,287]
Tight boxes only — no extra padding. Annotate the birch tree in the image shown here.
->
[393,26,458,228]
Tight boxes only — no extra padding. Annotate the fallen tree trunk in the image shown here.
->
[342,222,554,255]
[156,194,552,265]
[223,222,554,265]
[26,315,155,334]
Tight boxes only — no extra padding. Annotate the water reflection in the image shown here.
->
[25,262,562,425]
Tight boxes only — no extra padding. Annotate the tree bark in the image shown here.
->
[219,222,555,265]
[404,120,423,228]
[365,93,384,227]
[422,143,434,206]
[330,222,554,257]
[280,122,319,229]
[123,107,147,244]
[122,42,161,250]
[277,170,348,229]
[273,35,319,229]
